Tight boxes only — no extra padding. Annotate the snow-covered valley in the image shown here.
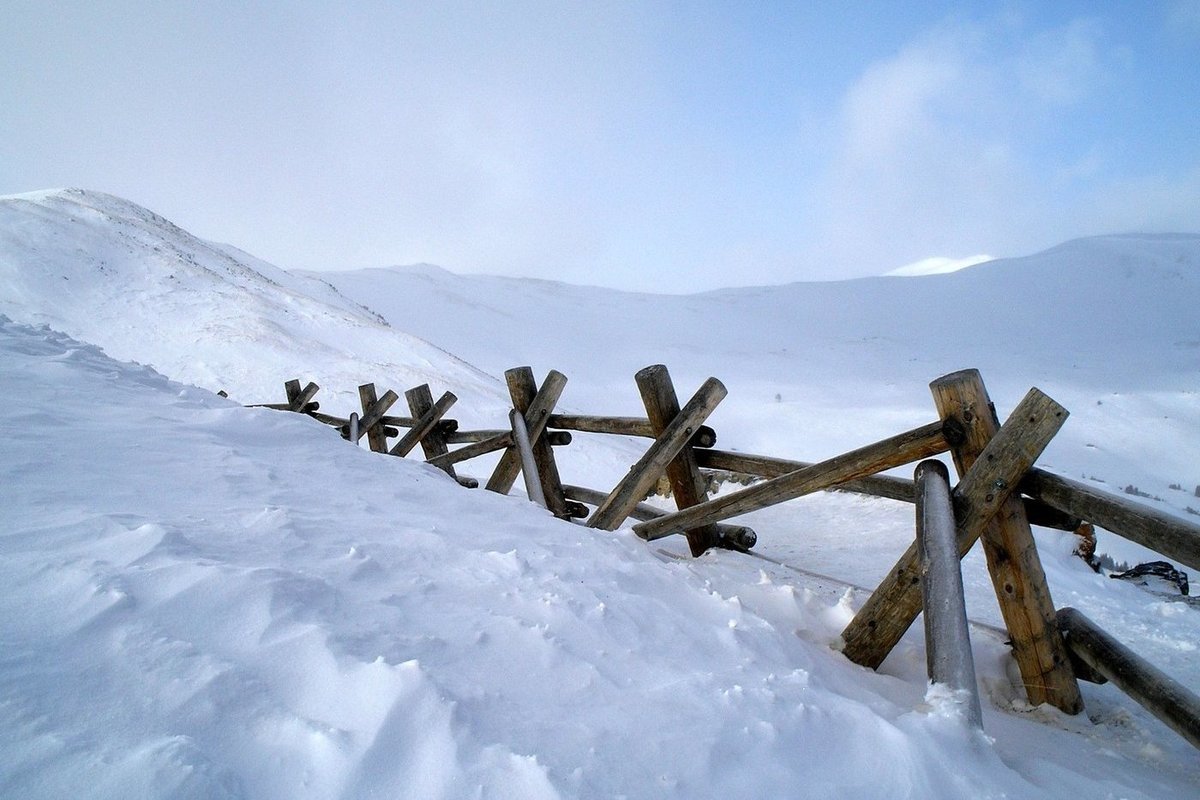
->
[1,188,1197,798]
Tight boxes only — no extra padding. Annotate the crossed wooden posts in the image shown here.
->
[248,365,1200,727]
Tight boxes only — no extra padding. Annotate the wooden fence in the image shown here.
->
[247,366,1200,747]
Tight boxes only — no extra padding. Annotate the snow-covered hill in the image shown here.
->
[0,189,505,417]
[1,189,1198,797]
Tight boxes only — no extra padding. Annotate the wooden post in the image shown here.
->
[915,460,983,730]
[840,374,1082,714]
[588,377,727,531]
[499,368,570,517]
[932,371,1081,714]
[357,384,399,452]
[636,365,721,556]
[485,369,567,497]
[1058,608,1200,750]
[510,408,547,508]
[633,421,948,541]
[390,390,457,457]
[286,380,319,412]
[405,384,458,479]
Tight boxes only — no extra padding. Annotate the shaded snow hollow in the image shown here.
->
[1,189,1198,798]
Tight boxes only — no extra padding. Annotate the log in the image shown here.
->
[510,408,547,508]
[405,384,457,478]
[430,433,513,468]
[915,460,983,730]
[379,415,459,435]
[249,401,321,414]
[562,484,755,544]
[507,369,570,517]
[588,377,728,531]
[357,384,399,452]
[390,390,457,457]
[694,449,1081,530]
[694,449,916,502]
[634,421,948,541]
[1057,608,1200,750]
[485,369,567,495]
[636,365,721,556]
[288,381,319,412]
[548,414,717,448]
[1022,469,1200,572]
[841,375,1081,714]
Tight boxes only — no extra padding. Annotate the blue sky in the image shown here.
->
[2,1,1198,291]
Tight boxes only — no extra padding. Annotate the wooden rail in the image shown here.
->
[246,365,1198,732]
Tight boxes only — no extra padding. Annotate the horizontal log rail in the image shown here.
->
[548,414,717,448]
[563,485,757,550]
[1022,469,1200,572]
[1058,607,1200,750]
[633,421,950,541]
[694,449,1082,531]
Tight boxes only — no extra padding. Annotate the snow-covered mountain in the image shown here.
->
[2,188,1198,798]
[0,188,505,417]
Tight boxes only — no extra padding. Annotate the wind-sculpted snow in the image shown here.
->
[1,319,1197,797]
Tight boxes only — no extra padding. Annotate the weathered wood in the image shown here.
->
[378,415,459,436]
[1057,607,1200,750]
[915,460,983,730]
[429,433,512,468]
[637,365,721,556]
[694,449,1080,530]
[284,379,302,406]
[562,484,755,545]
[841,375,1081,714]
[405,384,457,478]
[1022,468,1200,572]
[445,429,572,446]
[932,374,1081,714]
[288,381,320,412]
[695,449,917,502]
[504,368,570,518]
[250,401,321,413]
[390,390,458,457]
[634,421,948,541]
[510,408,547,508]
[485,369,567,495]
[588,377,728,531]
[357,384,399,452]
[548,414,717,448]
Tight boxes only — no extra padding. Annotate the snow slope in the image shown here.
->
[0,189,505,417]
[3,317,1197,799]
[1,189,1198,797]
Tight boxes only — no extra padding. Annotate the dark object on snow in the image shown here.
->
[1110,561,1189,595]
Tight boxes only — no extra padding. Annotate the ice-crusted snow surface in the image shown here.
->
[1,189,1198,797]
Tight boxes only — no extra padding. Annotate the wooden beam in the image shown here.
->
[548,414,717,448]
[1021,469,1200,572]
[485,369,567,495]
[562,484,755,546]
[445,429,571,446]
[633,421,948,541]
[588,377,728,531]
[636,365,721,556]
[288,381,319,412]
[1058,607,1200,750]
[503,368,570,517]
[357,384,399,452]
[694,449,1081,530]
[510,408,547,508]
[405,384,457,478]
[841,374,1082,714]
[390,391,457,457]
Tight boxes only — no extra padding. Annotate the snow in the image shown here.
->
[1,189,1198,797]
